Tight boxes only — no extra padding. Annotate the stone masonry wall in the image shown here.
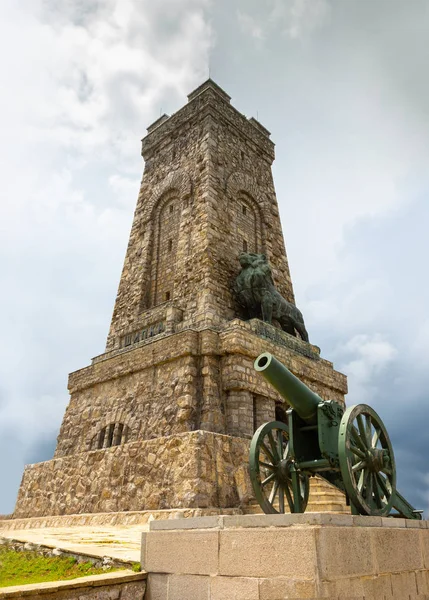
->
[15,432,252,518]
[106,80,296,352]
[55,323,347,458]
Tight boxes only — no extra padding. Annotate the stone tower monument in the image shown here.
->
[15,80,347,518]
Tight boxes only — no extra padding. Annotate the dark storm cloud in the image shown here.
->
[211,0,429,514]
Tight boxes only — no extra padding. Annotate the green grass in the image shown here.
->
[0,546,126,588]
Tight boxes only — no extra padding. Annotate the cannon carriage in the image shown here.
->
[249,352,422,519]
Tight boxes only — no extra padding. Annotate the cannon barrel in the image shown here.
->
[254,352,322,425]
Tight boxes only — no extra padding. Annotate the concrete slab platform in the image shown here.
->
[0,525,143,562]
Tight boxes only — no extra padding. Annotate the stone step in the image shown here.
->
[243,475,349,515]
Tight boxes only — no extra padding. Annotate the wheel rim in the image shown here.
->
[249,421,309,514]
[339,404,396,516]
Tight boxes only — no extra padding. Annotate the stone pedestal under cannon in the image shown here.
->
[142,512,429,599]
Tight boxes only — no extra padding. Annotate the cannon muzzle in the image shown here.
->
[254,352,322,424]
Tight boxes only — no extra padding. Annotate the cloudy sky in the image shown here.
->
[1,0,428,516]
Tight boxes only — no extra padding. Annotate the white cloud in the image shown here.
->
[269,0,331,39]
[0,0,212,513]
[237,0,331,42]
[335,334,397,404]
[237,10,266,40]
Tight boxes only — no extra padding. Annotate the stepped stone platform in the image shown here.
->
[142,512,429,599]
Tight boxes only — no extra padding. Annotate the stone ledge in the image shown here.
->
[149,512,427,531]
[0,571,146,598]
[0,507,241,532]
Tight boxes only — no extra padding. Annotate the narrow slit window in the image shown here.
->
[242,205,247,215]
[92,423,129,451]
[165,291,171,301]
[107,423,115,447]
[243,240,248,252]
[97,427,106,449]
[168,239,173,251]
[113,423,124,446]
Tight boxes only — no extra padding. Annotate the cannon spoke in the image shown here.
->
[357,471,365,491]
[365,414,372,448]
[376,472,390,499]
[259,460,275,470]
[260,442,275,464]
[357,415,369,450]
[350,443,366,460]
[372,474,383,508]
[262,472,276,487]
[365,470,373,502]
[267,431,280,463]
[372,428,381,448]
[352,460,367,472]
[350,426,367,453]
[268,480,279,504]
[283,480,294,512]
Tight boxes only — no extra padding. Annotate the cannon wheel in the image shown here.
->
[339,404,396,516]
[249,421,310,514]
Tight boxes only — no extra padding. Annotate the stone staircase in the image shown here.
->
[243,476,349,514]
[306,476,348,513]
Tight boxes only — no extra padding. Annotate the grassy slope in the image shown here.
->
[0,546,125,587]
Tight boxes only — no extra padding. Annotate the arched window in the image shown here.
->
[228,193,262,258]
[91,423,130,450]
[149,192,181,307]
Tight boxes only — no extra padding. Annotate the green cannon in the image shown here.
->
[249,352,422,519]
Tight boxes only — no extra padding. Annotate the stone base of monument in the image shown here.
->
[13,430,347,519]
[141,512,429,600]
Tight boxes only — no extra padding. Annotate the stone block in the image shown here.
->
[258,577,317,599]
[390,571,418,597]
[381,517,406,527]
[149,515,221,531]
[352,515,383,527]
[317,513,354,527]
[118,581,147,600]
[210,576,259,599]
[219,528,317,578]
[145,530,218,575]
[422,529,429,568]
[222,513,304,529]
[145,574,169,600]
[168,574,209,600]
[319,577,364,598]
[416,569,429,594]
[373,528,423,573]
[316,526,375,579]
[140,531,147,568]
[406,518,426,528]
[362,573,394,598]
